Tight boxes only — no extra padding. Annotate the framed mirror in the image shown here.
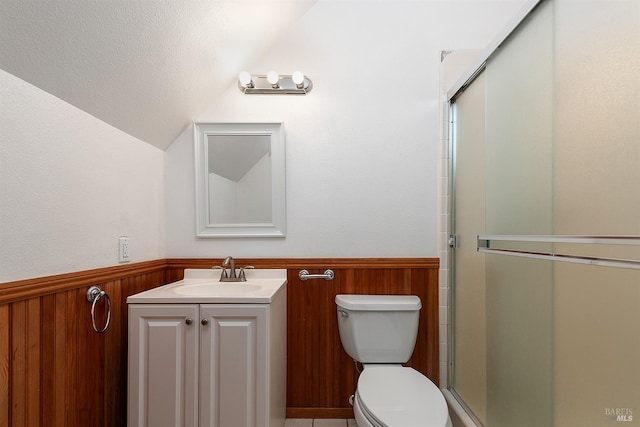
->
[194,122,286,237]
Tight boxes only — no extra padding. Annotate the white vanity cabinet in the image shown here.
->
[128,304,199,427]
[127,269,287,427]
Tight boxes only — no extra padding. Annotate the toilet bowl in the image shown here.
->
[353,365,452,427]
[336,295,452,427]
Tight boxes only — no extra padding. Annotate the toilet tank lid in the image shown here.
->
[335,294,421,311]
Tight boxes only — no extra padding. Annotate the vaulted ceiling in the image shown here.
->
[0,0,317,150]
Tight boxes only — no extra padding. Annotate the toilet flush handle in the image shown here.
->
[338,309,349,318]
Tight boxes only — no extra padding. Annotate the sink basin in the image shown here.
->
[170,283,261,296]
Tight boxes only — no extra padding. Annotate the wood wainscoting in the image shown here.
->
[0,257,439,425]
[0,260,167,427]
[166,258,440,419]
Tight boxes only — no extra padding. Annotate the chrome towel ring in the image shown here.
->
[86,285,111,334]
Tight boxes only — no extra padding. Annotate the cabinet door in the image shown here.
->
[128,304,199,427]
[199,304,268,427]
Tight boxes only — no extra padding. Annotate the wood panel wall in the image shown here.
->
[1,257,439,425]
[166,258,440,419]
[0,261,166,427]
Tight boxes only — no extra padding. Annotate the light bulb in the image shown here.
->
[238,71,253,88]
[267,71,280,88]
[292,71,305,88]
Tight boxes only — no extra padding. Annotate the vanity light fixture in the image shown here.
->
[237,70,313,95]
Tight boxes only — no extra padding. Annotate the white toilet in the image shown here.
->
[335,294,452,427]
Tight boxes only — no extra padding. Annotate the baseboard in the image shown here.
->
[286,407,354,419]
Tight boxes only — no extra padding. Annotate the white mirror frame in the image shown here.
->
[194,122,286,238]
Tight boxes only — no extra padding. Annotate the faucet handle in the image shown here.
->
[212,265,228,278]
[238,266,254,281]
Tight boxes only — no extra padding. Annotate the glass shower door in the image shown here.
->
[450,69,488,425]
[483,2,554,426]
[451,3,555,426]
[449,0,640,426]
[551,0,640,424]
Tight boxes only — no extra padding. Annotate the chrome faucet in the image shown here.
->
[223,256,236,279]
[216,256,253,282]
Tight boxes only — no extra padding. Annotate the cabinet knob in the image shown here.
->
[185,318,193,325]
[201,318,209,326]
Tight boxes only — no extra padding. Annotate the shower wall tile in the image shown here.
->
[440,362,448,387]
[439,306,448,325]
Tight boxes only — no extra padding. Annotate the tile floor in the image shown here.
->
[285,419,357,427]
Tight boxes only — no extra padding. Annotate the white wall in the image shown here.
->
[0,1,528,282]
[0,69,165,282]
[165,0,528,258]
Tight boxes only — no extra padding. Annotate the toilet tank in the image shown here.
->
[335,294,422,364]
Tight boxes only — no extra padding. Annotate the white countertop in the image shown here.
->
[127,268,287,304]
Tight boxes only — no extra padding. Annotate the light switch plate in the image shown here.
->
[119,237,130,263]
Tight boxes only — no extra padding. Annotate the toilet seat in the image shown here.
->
[356,366,451,427]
